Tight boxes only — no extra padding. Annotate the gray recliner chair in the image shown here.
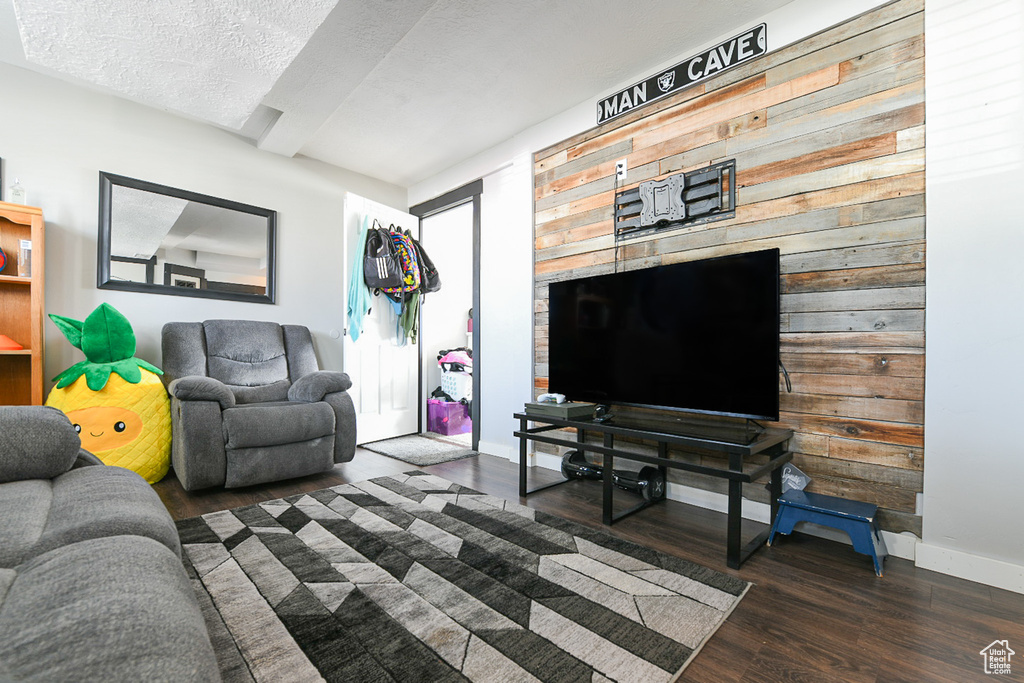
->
[162,320,357,491]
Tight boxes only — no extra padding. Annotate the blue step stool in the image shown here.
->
[767,489,888,577]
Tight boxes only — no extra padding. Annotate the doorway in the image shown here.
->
[410,181,482,450]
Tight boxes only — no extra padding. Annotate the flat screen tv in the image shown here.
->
[548,248,780,421]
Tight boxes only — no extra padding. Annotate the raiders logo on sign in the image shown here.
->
[657,71,675,93]
[597,24,767,125]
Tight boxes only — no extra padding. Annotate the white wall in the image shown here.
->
[0,63,406,384]
[477,154,535,458]
[409,0,891,456]
[921,0,1024,592]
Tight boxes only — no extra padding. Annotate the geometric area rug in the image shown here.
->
[176,472,750,682]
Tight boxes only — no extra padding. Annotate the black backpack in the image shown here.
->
[363,221,403,290]
[409,232,441,293]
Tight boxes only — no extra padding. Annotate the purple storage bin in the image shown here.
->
[427,399,471,435]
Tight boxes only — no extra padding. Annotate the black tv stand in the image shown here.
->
[743,418,768,441]
[514,412,793,569]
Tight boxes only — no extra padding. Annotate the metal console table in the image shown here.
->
[514,413,793,569]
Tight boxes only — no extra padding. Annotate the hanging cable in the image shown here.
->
[779,360,792,393]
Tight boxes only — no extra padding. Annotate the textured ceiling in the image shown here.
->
[3,0,794,187]
[11,0,338,128]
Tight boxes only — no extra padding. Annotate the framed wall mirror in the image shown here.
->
[97,172,276,304]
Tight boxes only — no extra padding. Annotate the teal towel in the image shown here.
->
[347,215,373,341]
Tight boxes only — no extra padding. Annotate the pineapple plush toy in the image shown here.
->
[45,303,171,484]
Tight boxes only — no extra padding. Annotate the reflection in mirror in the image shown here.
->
[98,172,276,304]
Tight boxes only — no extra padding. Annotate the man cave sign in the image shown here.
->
[597,24,767,125]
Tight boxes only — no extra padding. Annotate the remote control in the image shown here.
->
[537,393,567,404]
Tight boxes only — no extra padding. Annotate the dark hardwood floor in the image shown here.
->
[154,450,1023,682]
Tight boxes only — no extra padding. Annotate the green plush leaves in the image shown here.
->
[83,363,114,392]
[110,359,142,385]
[48,314,84,350]
[81,303,136,364]
[52,360,91,389]
[136,358,164,376]
[52,357,159,390]
[48,303,162,391]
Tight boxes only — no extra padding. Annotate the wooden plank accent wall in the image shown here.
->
[532,0,925,535]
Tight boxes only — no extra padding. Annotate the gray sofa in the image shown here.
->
[162,320,357,491]
[0,406,219,682]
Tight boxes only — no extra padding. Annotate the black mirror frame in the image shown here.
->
[97,171,277,305]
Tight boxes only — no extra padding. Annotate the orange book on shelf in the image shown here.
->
[0,334,24,350]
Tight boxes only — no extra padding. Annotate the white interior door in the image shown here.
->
[342,192,419,444]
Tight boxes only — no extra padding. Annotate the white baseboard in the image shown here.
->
[916,543,1024,595]
[883,531,919,561]
[516,450,1024,591]
[665,481,773,524]
[522,451,563,471]
[476,440,514,460]
[519,450,918,561]
[775,522,918,562]
[663,481,918,561]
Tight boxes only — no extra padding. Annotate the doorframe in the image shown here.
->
[410,179,483,450]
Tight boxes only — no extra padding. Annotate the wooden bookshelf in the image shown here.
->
[0,201,45,405]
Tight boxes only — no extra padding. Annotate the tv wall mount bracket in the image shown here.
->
[614,159,736,241]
